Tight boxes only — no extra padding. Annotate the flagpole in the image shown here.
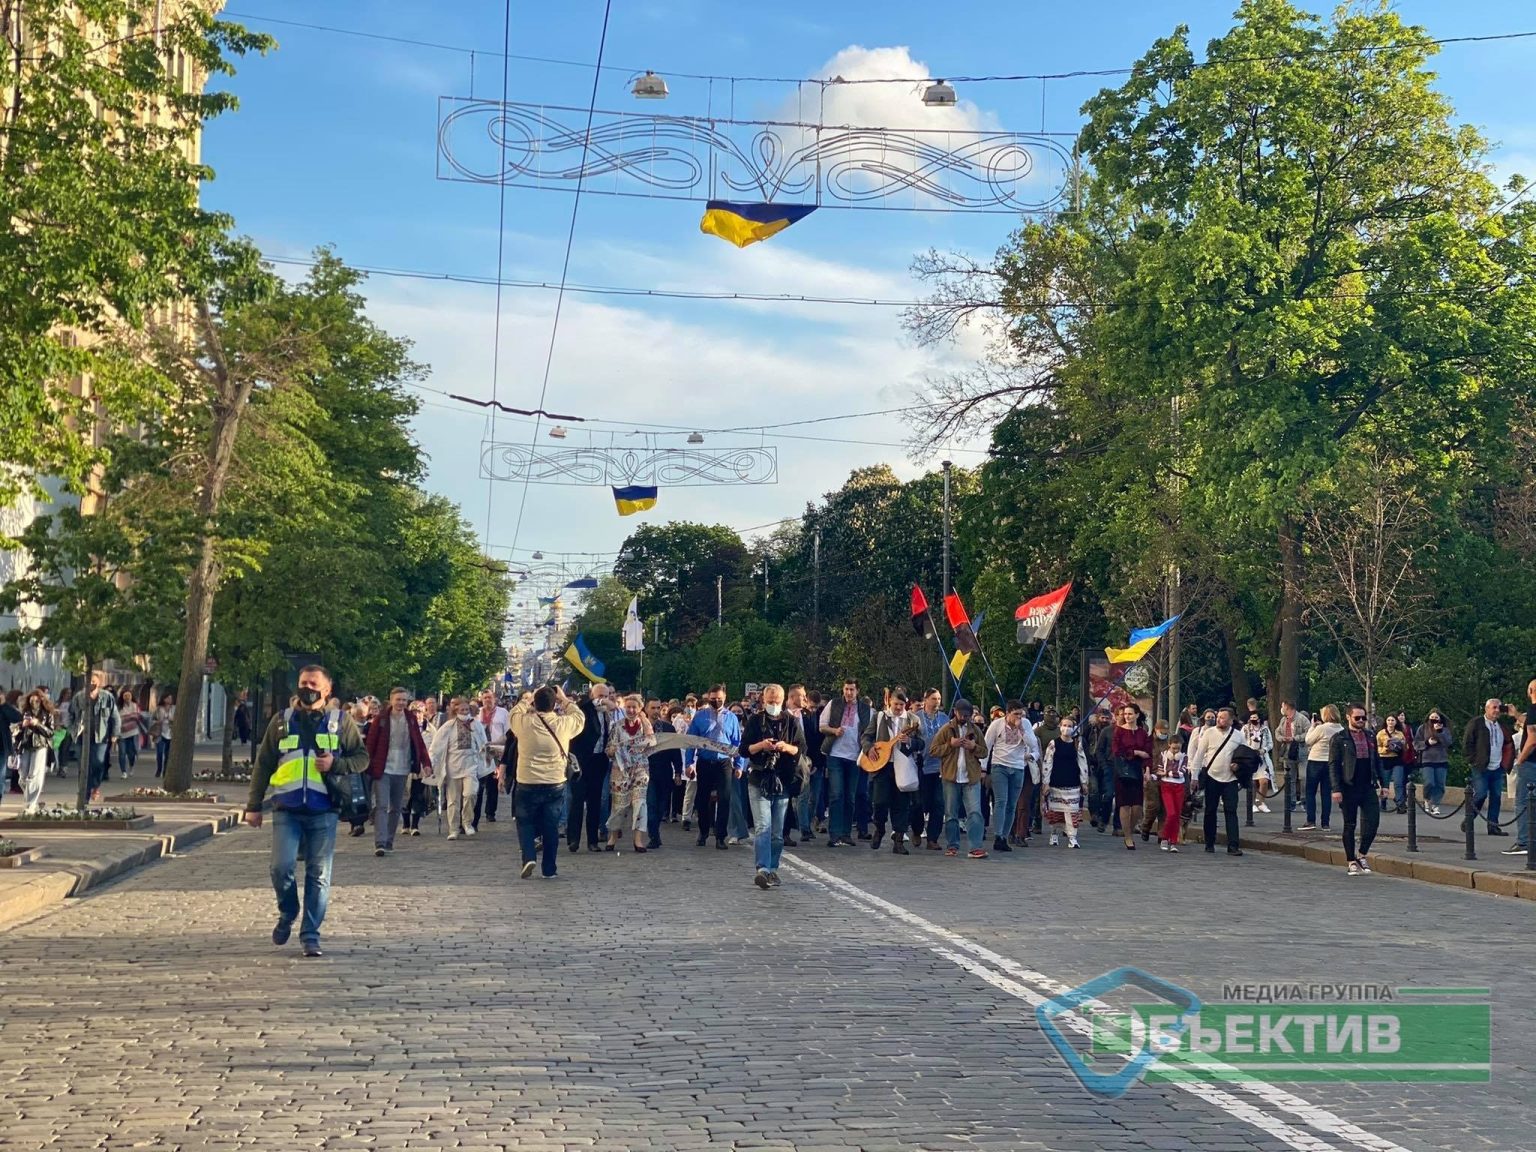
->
[924,604,965,697]
[973,640,1006,708]
[1019,639,1049,696]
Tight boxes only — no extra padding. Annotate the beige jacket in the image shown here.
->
[509,700,586,786]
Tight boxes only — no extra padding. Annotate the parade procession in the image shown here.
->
[2,2,1535,1151]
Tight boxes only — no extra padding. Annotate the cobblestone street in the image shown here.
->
[2,816,1531,1151]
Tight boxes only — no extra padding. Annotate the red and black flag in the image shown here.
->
[910,585,934,639]
[944,593,979,654]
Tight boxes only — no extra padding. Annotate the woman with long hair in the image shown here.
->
[1111,704,1152,850]
[152,692,176,779]
[117,688,144,780]
[1302,704,1343,830]
[1378,712,1410,814]
[14,689,55,815]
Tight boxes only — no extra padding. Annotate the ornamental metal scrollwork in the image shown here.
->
[480,443,778,486]
[437,98,1072,213]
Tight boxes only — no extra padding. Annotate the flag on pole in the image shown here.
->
[565,576,599,591]
[910,585,934,639]
[1104,614,1182,664]
[944,593,978,654]
[622,596,645,652]
[564,634,607,682]
[948,611,985,682]
[1015,580,1073,644]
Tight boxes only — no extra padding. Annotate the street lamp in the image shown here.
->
[922,79,957,108]
[687,431,705,444]
[631,71,669,99]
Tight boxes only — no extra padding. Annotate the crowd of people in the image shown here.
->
[224,666,1536,956]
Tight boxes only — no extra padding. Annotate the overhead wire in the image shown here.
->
[482,0,515,544]
[504,0,616,562]
[223,10,1536,88]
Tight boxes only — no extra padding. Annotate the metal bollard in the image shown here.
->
[1464,798,1477,862]
[1407,783,1418,853]
[1244,778,1254,827]
[1283,764,1294,834]
[1527,784,1535,873]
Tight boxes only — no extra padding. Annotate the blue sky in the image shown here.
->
[203,1,1536,640]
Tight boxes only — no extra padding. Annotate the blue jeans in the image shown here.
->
[1089,761,1114,827]
[1420,764,1448,806]
[87,741,111,794]
[795,769,820,836]
[749,785,788,871]
[270,809,338,947]
[1514,762,1536,846]
[943,779,983,851]
[730,772,750,840]
[560,779,573,835]
[826,756,860,841]
[517,783,563,876]
[1391,763,1411,808]
[117,739,139,775]
[989,763,1027,840]
[854,770,871,836]
[1304,761,1332,828]
[1471,768,1503,827]
[155,737,171,777]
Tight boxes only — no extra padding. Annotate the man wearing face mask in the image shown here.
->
[1329,704,1389,876]
[245,665,368,958]
[685,684,745,849]
[740,683,806,888]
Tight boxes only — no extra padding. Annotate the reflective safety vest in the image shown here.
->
[267,708,342,812]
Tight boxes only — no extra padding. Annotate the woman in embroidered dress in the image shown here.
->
[1043,717,1089,848]
[606,694,655,854]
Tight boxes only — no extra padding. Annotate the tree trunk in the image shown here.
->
[1222,624,1250,707]
[163,304,253,793]
[220,690,235,775]
[1277,525,1303,711]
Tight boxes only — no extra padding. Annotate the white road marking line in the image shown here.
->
[781,855,1415,1152]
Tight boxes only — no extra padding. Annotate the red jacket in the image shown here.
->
[364,710,433,780]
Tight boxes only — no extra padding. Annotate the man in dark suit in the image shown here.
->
[568,685,615,852]
[1329,704,1390,875]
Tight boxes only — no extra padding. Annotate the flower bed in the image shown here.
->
[106,787,224,803]
[193,771,251,784]
[0,806,153,831]
[0,839,45,867]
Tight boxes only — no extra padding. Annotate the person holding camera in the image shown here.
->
[506,685,586,879]
[1414,708,1452,816]
[740,683,806,889]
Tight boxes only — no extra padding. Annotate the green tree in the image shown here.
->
[911,0,1536,712]
[0,2,270,501]
[614,522,752,643]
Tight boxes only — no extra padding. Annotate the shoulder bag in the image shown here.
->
[538,713,581,782]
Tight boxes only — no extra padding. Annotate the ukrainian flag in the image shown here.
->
[613,484,658,516]
[699,200,818,248]
[564,633,607,683]
[1105,614,1182,664]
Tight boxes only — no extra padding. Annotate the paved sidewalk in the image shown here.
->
[0,742,244,930]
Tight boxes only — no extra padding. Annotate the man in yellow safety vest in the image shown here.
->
[244,664,368,957]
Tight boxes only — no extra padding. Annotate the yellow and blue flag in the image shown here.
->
[564,633,607,683]
[1105,614,1182,665]
[699,200,818,248]
[613,485,658,516]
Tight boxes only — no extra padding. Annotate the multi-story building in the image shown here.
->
[0,0,221,693]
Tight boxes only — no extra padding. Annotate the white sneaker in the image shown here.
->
[1431,805,1442,816]
[465,826,477,836]
[1159,841,1170,852]
[1049,833,1059,847]
[1167,844,1179,853]
[1256,802,1272,813]
[1068,837,1081,849]
[727,837,740,846]
[1358,856,1372,873]
[447,832,460,841]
